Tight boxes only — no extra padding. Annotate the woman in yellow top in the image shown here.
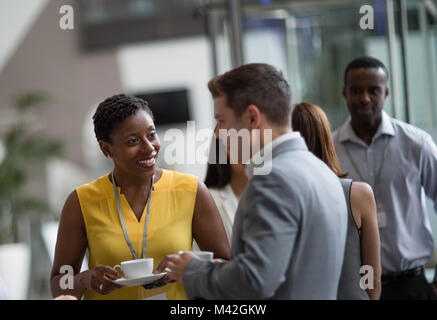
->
[50,94,230,300]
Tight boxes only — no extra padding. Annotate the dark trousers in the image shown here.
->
[381,274,437,300]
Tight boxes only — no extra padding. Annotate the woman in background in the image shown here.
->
[193,135,247,250]
[292,102,381,300]
[203,137,248,245]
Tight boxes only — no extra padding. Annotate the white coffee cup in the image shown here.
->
[189,251,213,261]
[114,258,154,279]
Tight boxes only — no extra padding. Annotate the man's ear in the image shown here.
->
[385,86,390,99]
[246,104,262,129]
[342,87,347,99]
[99,140,112,158]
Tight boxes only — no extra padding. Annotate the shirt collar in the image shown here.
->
[245,131,300,178]
[377,111,396,137]
[338,111,395,145]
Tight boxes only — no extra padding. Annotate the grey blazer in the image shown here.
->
[183,137,347,299]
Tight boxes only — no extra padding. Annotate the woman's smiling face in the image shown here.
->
[101,109,160,177]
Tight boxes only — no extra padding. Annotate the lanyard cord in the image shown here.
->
[111,171,154,259]
[343,136,391,188]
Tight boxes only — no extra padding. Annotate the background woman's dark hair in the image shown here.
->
[292,102,348,178]
[93,94,154,143]
[204,139,231,188]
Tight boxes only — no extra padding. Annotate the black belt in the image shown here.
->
[382,266,424,284]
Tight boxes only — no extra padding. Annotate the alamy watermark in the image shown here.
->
[59,265,74,290]
[58,263,375,292]
[360,5,375,30]
[162,121,273,175]
[59,5,74,30]
[59,4,374,31]
[360,265,375,290]
[59,4,374,30]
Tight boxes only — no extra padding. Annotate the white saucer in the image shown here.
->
[112,273,167,287]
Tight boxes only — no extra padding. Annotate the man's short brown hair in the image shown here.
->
[208,63,292,126]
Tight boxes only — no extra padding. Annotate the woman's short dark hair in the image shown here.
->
[208,63,292,127]
[93,94,154,143]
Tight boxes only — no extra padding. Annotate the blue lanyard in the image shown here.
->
[111,171,154,259]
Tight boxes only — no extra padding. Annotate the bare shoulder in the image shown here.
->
[60,190,85,229]
[196,179,209,197]
[63,189,81,212]
[193,179,216,211]
[350,182,376,218]
[351,182,374,201]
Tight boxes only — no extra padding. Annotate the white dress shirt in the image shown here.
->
[208,184,239,246]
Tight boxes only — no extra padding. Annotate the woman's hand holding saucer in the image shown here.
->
[84,265,123,295]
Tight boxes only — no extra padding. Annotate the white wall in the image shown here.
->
[0,0,49,73]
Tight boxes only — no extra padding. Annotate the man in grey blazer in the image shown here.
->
[157,63,347,299]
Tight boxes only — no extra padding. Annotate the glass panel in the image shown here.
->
[405,0,437,133]
[208,6,234,75]
[238,0,398,130]
[402,0,437,268]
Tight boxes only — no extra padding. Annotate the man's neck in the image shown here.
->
[249,125,292,165]
[350,117,382,145]
[272,127,292,141]
[259,126,291,149]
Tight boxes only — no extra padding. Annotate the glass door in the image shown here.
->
[403,0,437,133]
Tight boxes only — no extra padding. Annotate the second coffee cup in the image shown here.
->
[189,251,213,261]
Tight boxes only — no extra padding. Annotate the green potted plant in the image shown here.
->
[0,92,63,299]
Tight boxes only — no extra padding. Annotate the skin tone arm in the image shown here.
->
[192,180,230,259]
[350,182,382,300]
[49,191,121,299]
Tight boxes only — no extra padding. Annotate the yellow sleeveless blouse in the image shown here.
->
[76,169,197,300]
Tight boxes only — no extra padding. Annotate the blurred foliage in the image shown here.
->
[0,92,63,244]
[13,92,51,112]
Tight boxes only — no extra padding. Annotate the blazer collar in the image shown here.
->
[245,132,307,178]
